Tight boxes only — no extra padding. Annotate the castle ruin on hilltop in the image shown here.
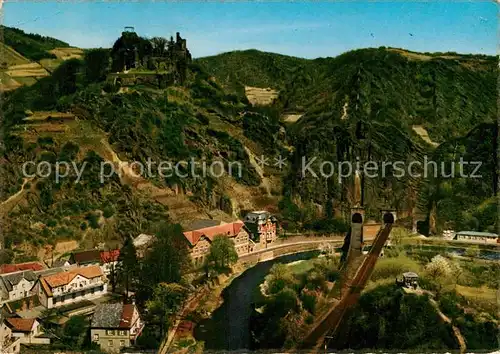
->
[110,29,192,86]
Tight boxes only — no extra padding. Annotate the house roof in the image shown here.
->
[120,304,135,328]
[403,272,419,278]
[182,220,246,246]
[0,271,37,292]
[0,262,45,274]
[50,259,70,268]
[69,250,101,264]
[100,249,120,263]
[5,318,36,333]
[34,266,68,277]
[244,211,276,224]
[455,231,498,238]
[40,265,103,290]
[184,219,223,232]
[91,303,137,329]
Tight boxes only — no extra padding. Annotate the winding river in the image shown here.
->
[193,251,318,350]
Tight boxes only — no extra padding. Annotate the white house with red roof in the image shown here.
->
[100,249,120,276]
[31,265,107,309]
[0,313,21,353]
[4,317,50,345]
[183,220,253,265]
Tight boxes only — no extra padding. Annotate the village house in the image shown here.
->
[454,231,499,244]
[0,262,45,275]
[184,219,223,231]
[0,313,21,353]
[0,271,38,304]
[91,303,144,353]
[31,265,107,309]
[65,249,120,275]
[4,317,49,345]
[100,250,120,276]
[183,221,252,265]
[49,259,70,268]
[68,250,101,266]
[243,211,278,249]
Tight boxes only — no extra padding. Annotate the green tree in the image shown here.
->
[52,58,83,96]
[146,282,188,337]
[118,236,138,301]
[206,235,238,272]
[84,48,110,82]
[424,255,454,296]
[138,223,191,304]
[150,37,168,57]
[265,263,296,295]
[62,315,87,348]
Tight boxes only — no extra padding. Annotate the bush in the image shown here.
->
[103,82,119,93]
[339,284,458,350]
[266,264,296,295]
[85,212,100,229]
[84,48,110,83]
[439,291,465,320]
[59,142,80,161]
[47,219,57,227]
[370,255,421,282]
[102,206,115,218]
[307,217,349,233]
[301,291,317,314]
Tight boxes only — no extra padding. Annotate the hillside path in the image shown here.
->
[0,177,33,216]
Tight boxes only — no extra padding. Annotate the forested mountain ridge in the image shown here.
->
[1,43,286,261]
[198,47,498,234]
[0,28,497,261]
[1,25,69,62]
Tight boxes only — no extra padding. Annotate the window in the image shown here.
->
[120,340,125,347]
[106,330,115,336]
[119,330,126,336]
[108,340,113,347]
[93,334,99,341]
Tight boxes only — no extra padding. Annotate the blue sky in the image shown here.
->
[3,1,497,59]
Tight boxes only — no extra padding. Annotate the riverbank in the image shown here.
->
[162,261,257,353]
[193,251,320,351]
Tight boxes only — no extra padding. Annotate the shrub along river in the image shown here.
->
[193,251,319,350]
[193,244,498,350]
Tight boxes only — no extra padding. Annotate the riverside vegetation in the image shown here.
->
[0,26,498,351]
[249,229,499,350]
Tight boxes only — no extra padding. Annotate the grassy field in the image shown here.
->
[456,285,496,302]
[287,259,316,274]
[48,47,84,60]
[39,58,64,73]
[0,71,21,91]
[11,76,37,86]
